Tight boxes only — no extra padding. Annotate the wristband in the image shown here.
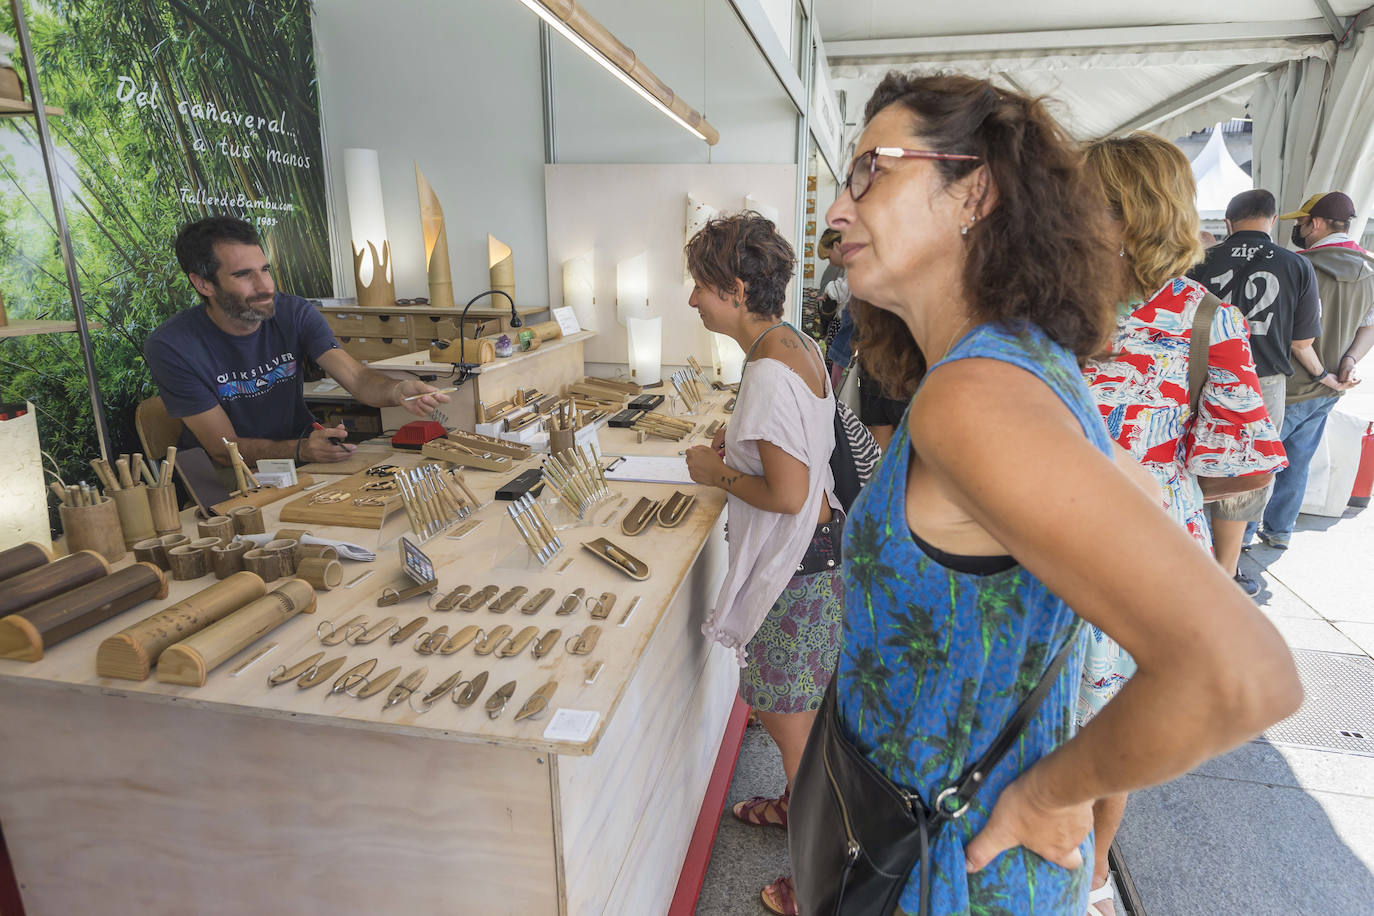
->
[1341,354,1357,363]
[295,434,306,463]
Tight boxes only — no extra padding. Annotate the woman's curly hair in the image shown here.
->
[685,211,795,318]
[851,72,1119,399]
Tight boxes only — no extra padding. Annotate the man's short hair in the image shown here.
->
[174,216,260,281]
[1226,189,1276,223]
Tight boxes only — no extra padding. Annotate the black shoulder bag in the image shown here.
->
[789,630,1081,916]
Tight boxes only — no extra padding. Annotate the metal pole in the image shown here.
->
[9,0,114,462]
[539,21,557,164]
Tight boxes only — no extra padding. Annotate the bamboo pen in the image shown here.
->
[402,386,459,402]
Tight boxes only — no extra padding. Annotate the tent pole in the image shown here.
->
[8,0,113,463]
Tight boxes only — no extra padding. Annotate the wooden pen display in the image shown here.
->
[0,563,168,662]
[95,571,267,680]
[158,579,316,687]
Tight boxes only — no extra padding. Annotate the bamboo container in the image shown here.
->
[230,505,265,535]
[0,563,167,662]
[197,516,234,544]
[132,538,169,569]
[297,544,338,561]
[211,540,250,579]
[0,550,110,616]
[242,549,279,583]
[273,528,310,544]
[527,320,563,342]
[189,537,222,559]
[167,545,209,581]
[263,538,299,575]
[549,428,576,455]
[0,542,53,584]
[59,497,126,562]
[295,557,342,590]
[95,571,266,680]
[147,484,181,536]
[161,533,189,552]
[109,483,156,547]
[157,579,316,687]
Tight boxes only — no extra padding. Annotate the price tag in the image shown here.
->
[552,306,581,336]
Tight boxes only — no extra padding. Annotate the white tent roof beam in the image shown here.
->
[826,19,1334,59]
[1311,0,1352,41]
[1108,62,1276,137]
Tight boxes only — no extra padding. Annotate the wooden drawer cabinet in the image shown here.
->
[325,311,411,339]
[337,336,415,362]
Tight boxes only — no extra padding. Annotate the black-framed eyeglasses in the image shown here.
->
[844,147,981,201]
[396,297,429,305]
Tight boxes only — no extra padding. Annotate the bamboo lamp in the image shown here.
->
[415,164,454,308]
[488,235,515,307]
[344,148,396,309]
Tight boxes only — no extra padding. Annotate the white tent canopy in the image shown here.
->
[1193,124,1255,219]
[817,2,1373,236]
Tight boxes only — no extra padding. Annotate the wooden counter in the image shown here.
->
[0,419,736,915]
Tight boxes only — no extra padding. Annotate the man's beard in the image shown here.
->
[218,291,275,324]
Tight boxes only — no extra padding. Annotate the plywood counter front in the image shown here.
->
[0,434,736,916]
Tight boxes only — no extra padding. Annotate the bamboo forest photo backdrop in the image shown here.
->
[0,0,329,510]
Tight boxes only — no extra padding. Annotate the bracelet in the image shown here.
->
[1341,354,1357,363]
[295,434,307,463]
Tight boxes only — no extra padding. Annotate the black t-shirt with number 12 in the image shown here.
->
[1189,229,1322,378]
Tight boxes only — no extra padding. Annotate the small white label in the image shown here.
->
[543,708,600,743]
[552,306,581,336]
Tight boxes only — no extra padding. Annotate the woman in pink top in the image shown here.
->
[684,212,842,915]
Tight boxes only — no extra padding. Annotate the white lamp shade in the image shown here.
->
[627,317,662,386]
[562,251,595,324]
[344,148,391,286]
[684,193,718,283]
[744,194,780,228]
[616,251,650,324]
[712,333,746,385]
[0,402,53,553]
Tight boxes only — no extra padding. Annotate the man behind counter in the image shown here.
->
[145,216,447,466]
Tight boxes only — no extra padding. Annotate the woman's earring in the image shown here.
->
[1118,246,1126,257]
[961,215,976,237]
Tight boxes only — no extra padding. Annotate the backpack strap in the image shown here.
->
[1187,292,1222,416]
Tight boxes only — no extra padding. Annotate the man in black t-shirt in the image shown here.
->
[145,216,448,467]
[1189,189,1327,595]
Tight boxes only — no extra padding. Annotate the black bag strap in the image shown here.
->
[930,625,1082,824]
[1187,292,1221,417]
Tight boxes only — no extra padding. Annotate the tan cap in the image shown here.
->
[1280,191,1356,221]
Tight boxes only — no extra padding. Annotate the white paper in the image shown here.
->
[543,708,601,743]
[552,305,581,336]
[603,455,696,485]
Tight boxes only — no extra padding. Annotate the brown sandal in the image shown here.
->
[731,788,788,829]
[761,875,798,916]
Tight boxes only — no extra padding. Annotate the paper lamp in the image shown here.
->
[617,251,649,324]
[627,317,662,386]
[343,148,395,309]
[489,235,516,306]
[0,402,52,553]
[684,194,718,283]
[744,194,780,228]
[415,164,454,308]
[712,333,745,385]
[562,251,595,325]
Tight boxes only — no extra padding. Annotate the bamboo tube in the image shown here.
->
[224,440,249,495]
[211,540,250,579]
[273,528,310,545]
[0,563,168,662]
[230,505,265,535]
[157,579,316,687]
[160,533,190,552]
[109,484,156,548]
[133,537,169,569]
[197,516,233,544]
[115,456,134,489]
[0,541,53,584]
[527,320,563,342]
[295,557,342,590]
[297,544,338,561]
[243,549,279,583]
[0,550,110,616]
[60,497,126,562]
[95,571,267,680]
[188,536,222,559]
[147,483,181,536]
[264,538,300,574]
[167,545,209,581]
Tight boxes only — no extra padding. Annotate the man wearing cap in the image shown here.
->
[1190,189,1320,593]
[1257,191,1374,549]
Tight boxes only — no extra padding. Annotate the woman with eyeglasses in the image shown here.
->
[791,72,1300,916]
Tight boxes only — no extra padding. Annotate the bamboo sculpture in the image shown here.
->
[416,164,455,308]
[0,563,167,662]
[95,571,267,680]
[157,579,316,687]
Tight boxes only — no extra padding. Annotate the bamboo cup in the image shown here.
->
[189,537,222,559]
[297,544,338,561]
[59,497,126,563]
[549,428,576,456]
[0,542,54,584]
[295,557,342,590]
[243,549,279,583]
[109,483,156,547]
[197,516,234,544]
[0,550,111,616]
[95,571,266,680]
[133,538,169,569]
[230,505,265,535]
[211,540,250,579]
[167,545,209,581]
[147,484,181,536]
[157,579,316,687]
[0,562,167,662]
[263,538,299,576]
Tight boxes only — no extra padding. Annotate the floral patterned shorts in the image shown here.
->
[739,570,845,714]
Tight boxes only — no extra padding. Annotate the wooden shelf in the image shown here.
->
[316,302,547,318]
[0,97,64,117]
[0,319,102,338]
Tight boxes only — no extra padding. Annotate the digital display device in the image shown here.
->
[398,536,436,585]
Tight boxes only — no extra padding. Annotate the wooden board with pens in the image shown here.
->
[277,467,403,529]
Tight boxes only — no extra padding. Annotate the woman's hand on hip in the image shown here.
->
[964,769,1091,874]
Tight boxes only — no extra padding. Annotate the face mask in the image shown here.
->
[1291,224,1307,247]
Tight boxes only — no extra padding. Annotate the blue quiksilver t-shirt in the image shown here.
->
[143,292,338,446]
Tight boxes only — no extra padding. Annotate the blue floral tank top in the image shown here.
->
[836,322,1112,915]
